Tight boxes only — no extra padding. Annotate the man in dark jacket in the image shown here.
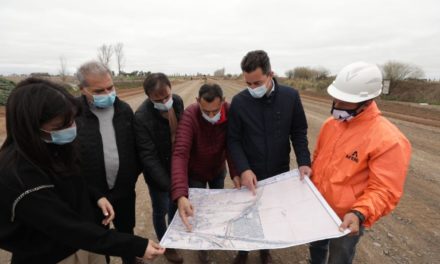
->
[171,83,238,262]
[75,61,141,264]
[134,73,184,263]
[228,50,312,264]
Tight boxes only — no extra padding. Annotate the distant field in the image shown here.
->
[280,77,440,105]
[1,79,440,263]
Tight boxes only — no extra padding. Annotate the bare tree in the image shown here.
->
[314,66,330,80]
[97,44,114,69]
[293,67,315,80]
[286,66,330,80]
[285,69,295,79]
[59,56,68,82]
[114,42,124,75]
[382,61,425,81]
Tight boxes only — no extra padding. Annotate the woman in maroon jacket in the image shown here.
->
[171,83,238,262]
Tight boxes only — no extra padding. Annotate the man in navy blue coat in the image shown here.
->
[228,50,312,264]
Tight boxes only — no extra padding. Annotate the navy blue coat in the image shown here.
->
[228,79,311,181]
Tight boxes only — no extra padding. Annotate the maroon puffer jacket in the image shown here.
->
[171,102,237,201]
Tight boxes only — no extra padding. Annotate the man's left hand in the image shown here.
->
[299,166,312,180]
[339,212,360,235]
[232,176,241,189]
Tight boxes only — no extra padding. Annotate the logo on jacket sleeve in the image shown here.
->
[345,151,359,163]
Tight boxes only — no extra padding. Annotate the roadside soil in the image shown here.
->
[1,80,438,264]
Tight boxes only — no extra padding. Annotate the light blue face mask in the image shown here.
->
[153,97,174,111]
[92,91,116,108]
[202,110,221,124]
[41,125,77,145]
[247,83,268,98]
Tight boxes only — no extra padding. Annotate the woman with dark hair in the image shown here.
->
[0,78,164,264]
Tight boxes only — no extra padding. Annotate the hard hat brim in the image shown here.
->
[327,84,381,103]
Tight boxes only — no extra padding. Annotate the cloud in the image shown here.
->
[0,0,439,78]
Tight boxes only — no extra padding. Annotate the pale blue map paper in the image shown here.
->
[160,169,349,251]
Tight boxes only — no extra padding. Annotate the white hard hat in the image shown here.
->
[328,61,383,103]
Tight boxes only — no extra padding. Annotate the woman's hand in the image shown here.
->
[143,240,166,261]
[97,197,115,226]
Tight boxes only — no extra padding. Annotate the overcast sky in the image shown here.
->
[1,0,439,78]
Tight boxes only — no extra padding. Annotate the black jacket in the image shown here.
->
[76,96,141,203]
[134,94,184,192]
[0,148,148,263]
[228,79,311,181]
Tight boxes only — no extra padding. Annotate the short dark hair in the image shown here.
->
[143,73,171,95]
[241,50,271,74]
[198,84,223,103]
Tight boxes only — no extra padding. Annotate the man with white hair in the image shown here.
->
[75,61,141,264]
[309,61,411,264]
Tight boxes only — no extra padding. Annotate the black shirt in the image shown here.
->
[0,147,148,263]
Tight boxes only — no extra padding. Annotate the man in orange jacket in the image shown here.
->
[309,61,411,264]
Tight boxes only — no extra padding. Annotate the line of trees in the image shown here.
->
[285,61,425,82]
[58,46,428,84]
[119,70,151,77]
[285,66,330,80]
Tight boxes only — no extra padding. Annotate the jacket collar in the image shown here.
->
[262,77,279,102]
[267,79,276,97]
[249,77,279,102]
[346,101,381,124]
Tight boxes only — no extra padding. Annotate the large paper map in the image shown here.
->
[160,170,349,251]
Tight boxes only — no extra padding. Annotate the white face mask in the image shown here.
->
[153,97,173,111]
[202,111,221,124]
[331,101,366,121]
[247,84,268,98]
[331,109,355,121]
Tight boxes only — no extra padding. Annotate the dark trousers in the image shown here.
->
[104,193,136,264]
[309,227,364,264]
[111,194,136,234]
[147,184,177,240]
[188,169,226,189]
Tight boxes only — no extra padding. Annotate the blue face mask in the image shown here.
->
[153,97,174,111]
[202,110,221,124]
[247,84,268,98]
[92,91,116,108]
[41,125,77,145]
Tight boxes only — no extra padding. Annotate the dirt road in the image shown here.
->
[1,80,439,263]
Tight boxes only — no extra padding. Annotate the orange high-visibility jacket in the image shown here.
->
[311,101,411,227]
